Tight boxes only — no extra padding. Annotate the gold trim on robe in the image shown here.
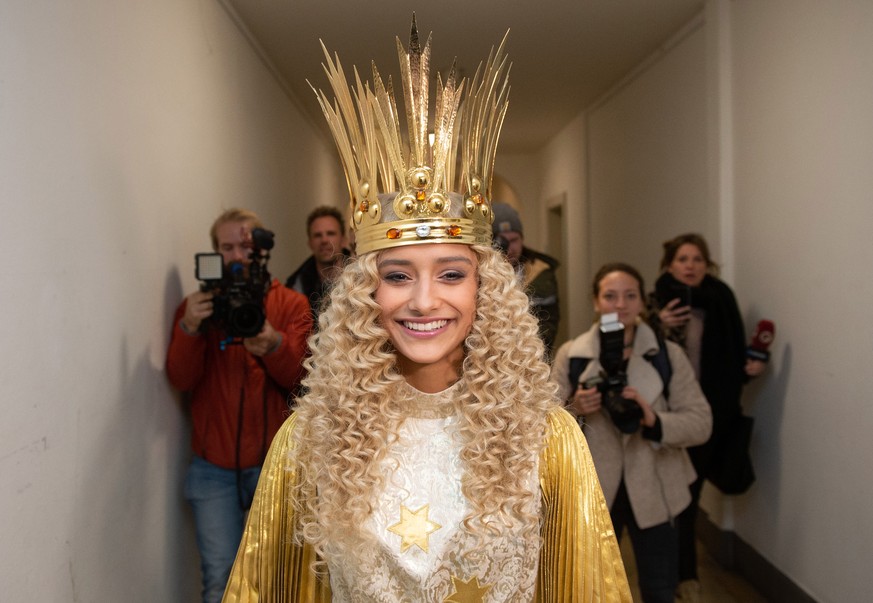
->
[537,410,632,601]
[223,409,631,602]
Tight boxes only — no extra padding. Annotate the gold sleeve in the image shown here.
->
[222,414,331,602]
[537,408,632,602]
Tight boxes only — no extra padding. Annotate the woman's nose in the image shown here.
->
[409,282,438,313]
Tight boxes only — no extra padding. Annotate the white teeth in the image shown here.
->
[403,320,448,332]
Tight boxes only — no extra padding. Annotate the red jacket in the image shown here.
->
[166,279,311,469]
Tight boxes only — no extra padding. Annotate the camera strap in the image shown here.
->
[643,330,673,401]
[233,359,286,512]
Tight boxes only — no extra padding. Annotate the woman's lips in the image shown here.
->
[402,319,449,333]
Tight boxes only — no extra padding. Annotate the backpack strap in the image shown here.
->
[642,331,673,400]
[567,356,591,393]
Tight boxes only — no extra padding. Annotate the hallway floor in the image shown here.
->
[620,536,769,602]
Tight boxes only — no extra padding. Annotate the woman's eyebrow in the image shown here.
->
[377,258,412,269]
[436,256,474,265]
[378,256,474,269]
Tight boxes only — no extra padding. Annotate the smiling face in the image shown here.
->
[374,244,478,391]
[594,270,644,329]
[668,243,707,288]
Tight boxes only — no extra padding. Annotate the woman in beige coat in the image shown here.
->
[551,263,711,603]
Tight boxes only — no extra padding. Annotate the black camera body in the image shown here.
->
[585,313,642,433]
[195,227,275,341]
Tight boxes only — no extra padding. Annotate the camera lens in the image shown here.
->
[229,303,265,338]
[604,391,642,434]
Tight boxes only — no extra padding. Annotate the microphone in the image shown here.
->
[746,320,775,362]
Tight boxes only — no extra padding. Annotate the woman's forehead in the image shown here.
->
[377,243,477,264]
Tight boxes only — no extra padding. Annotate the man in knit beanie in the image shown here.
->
[492,202,561,356]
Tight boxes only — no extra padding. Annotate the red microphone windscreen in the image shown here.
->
[750,320,775,352]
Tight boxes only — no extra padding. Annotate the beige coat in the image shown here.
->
[551,321,712,529]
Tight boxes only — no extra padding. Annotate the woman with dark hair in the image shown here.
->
[651,234,766,601]
[551,263,711,603]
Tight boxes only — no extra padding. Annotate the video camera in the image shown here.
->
[583,312,642,433]
[195,227,275,342]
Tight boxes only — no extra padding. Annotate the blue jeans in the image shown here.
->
[184,456,261,603]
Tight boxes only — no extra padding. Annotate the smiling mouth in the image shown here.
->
[402,320,448,332]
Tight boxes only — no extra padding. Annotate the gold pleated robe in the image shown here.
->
[223,406,630,602]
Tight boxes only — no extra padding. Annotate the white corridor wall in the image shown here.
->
[536,1,873,601]
[0,1,340,600]
[730,1,873,601]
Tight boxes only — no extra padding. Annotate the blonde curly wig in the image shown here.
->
[291,244,560,564]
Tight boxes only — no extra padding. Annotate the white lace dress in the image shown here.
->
[326,381,541,602]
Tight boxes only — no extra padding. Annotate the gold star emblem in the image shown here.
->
[444,575,492,603]
[386,504,442,553]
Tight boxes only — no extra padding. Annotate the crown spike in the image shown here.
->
[371,65,405,189]
[311,17,510,254]
[396,23,432,168]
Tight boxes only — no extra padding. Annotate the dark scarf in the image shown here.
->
[653,272,747,422]
[285,250,351,321]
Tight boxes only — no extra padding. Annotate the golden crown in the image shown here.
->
[311,16,510,255]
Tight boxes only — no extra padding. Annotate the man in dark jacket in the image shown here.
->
[166,208,311,603]
[285,205,351,323]
[492,202,561,355]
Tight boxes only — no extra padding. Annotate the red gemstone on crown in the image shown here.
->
[446,225,462,237]
[387,228,402,240]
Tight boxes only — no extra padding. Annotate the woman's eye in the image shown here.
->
[382,272,410,283]
[441,270,466,282]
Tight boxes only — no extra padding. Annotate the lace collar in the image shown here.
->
[397,379,463,420]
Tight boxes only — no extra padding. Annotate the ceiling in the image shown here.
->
[223,0,704,154]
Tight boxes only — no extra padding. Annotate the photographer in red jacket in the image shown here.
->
[166,208,311,603]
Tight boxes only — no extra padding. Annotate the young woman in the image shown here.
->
[651,234,766,599]
[222,17,630,602]
[551,263,712,603]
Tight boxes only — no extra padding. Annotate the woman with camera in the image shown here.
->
[551,263,712,603]
[651,233,767,600]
